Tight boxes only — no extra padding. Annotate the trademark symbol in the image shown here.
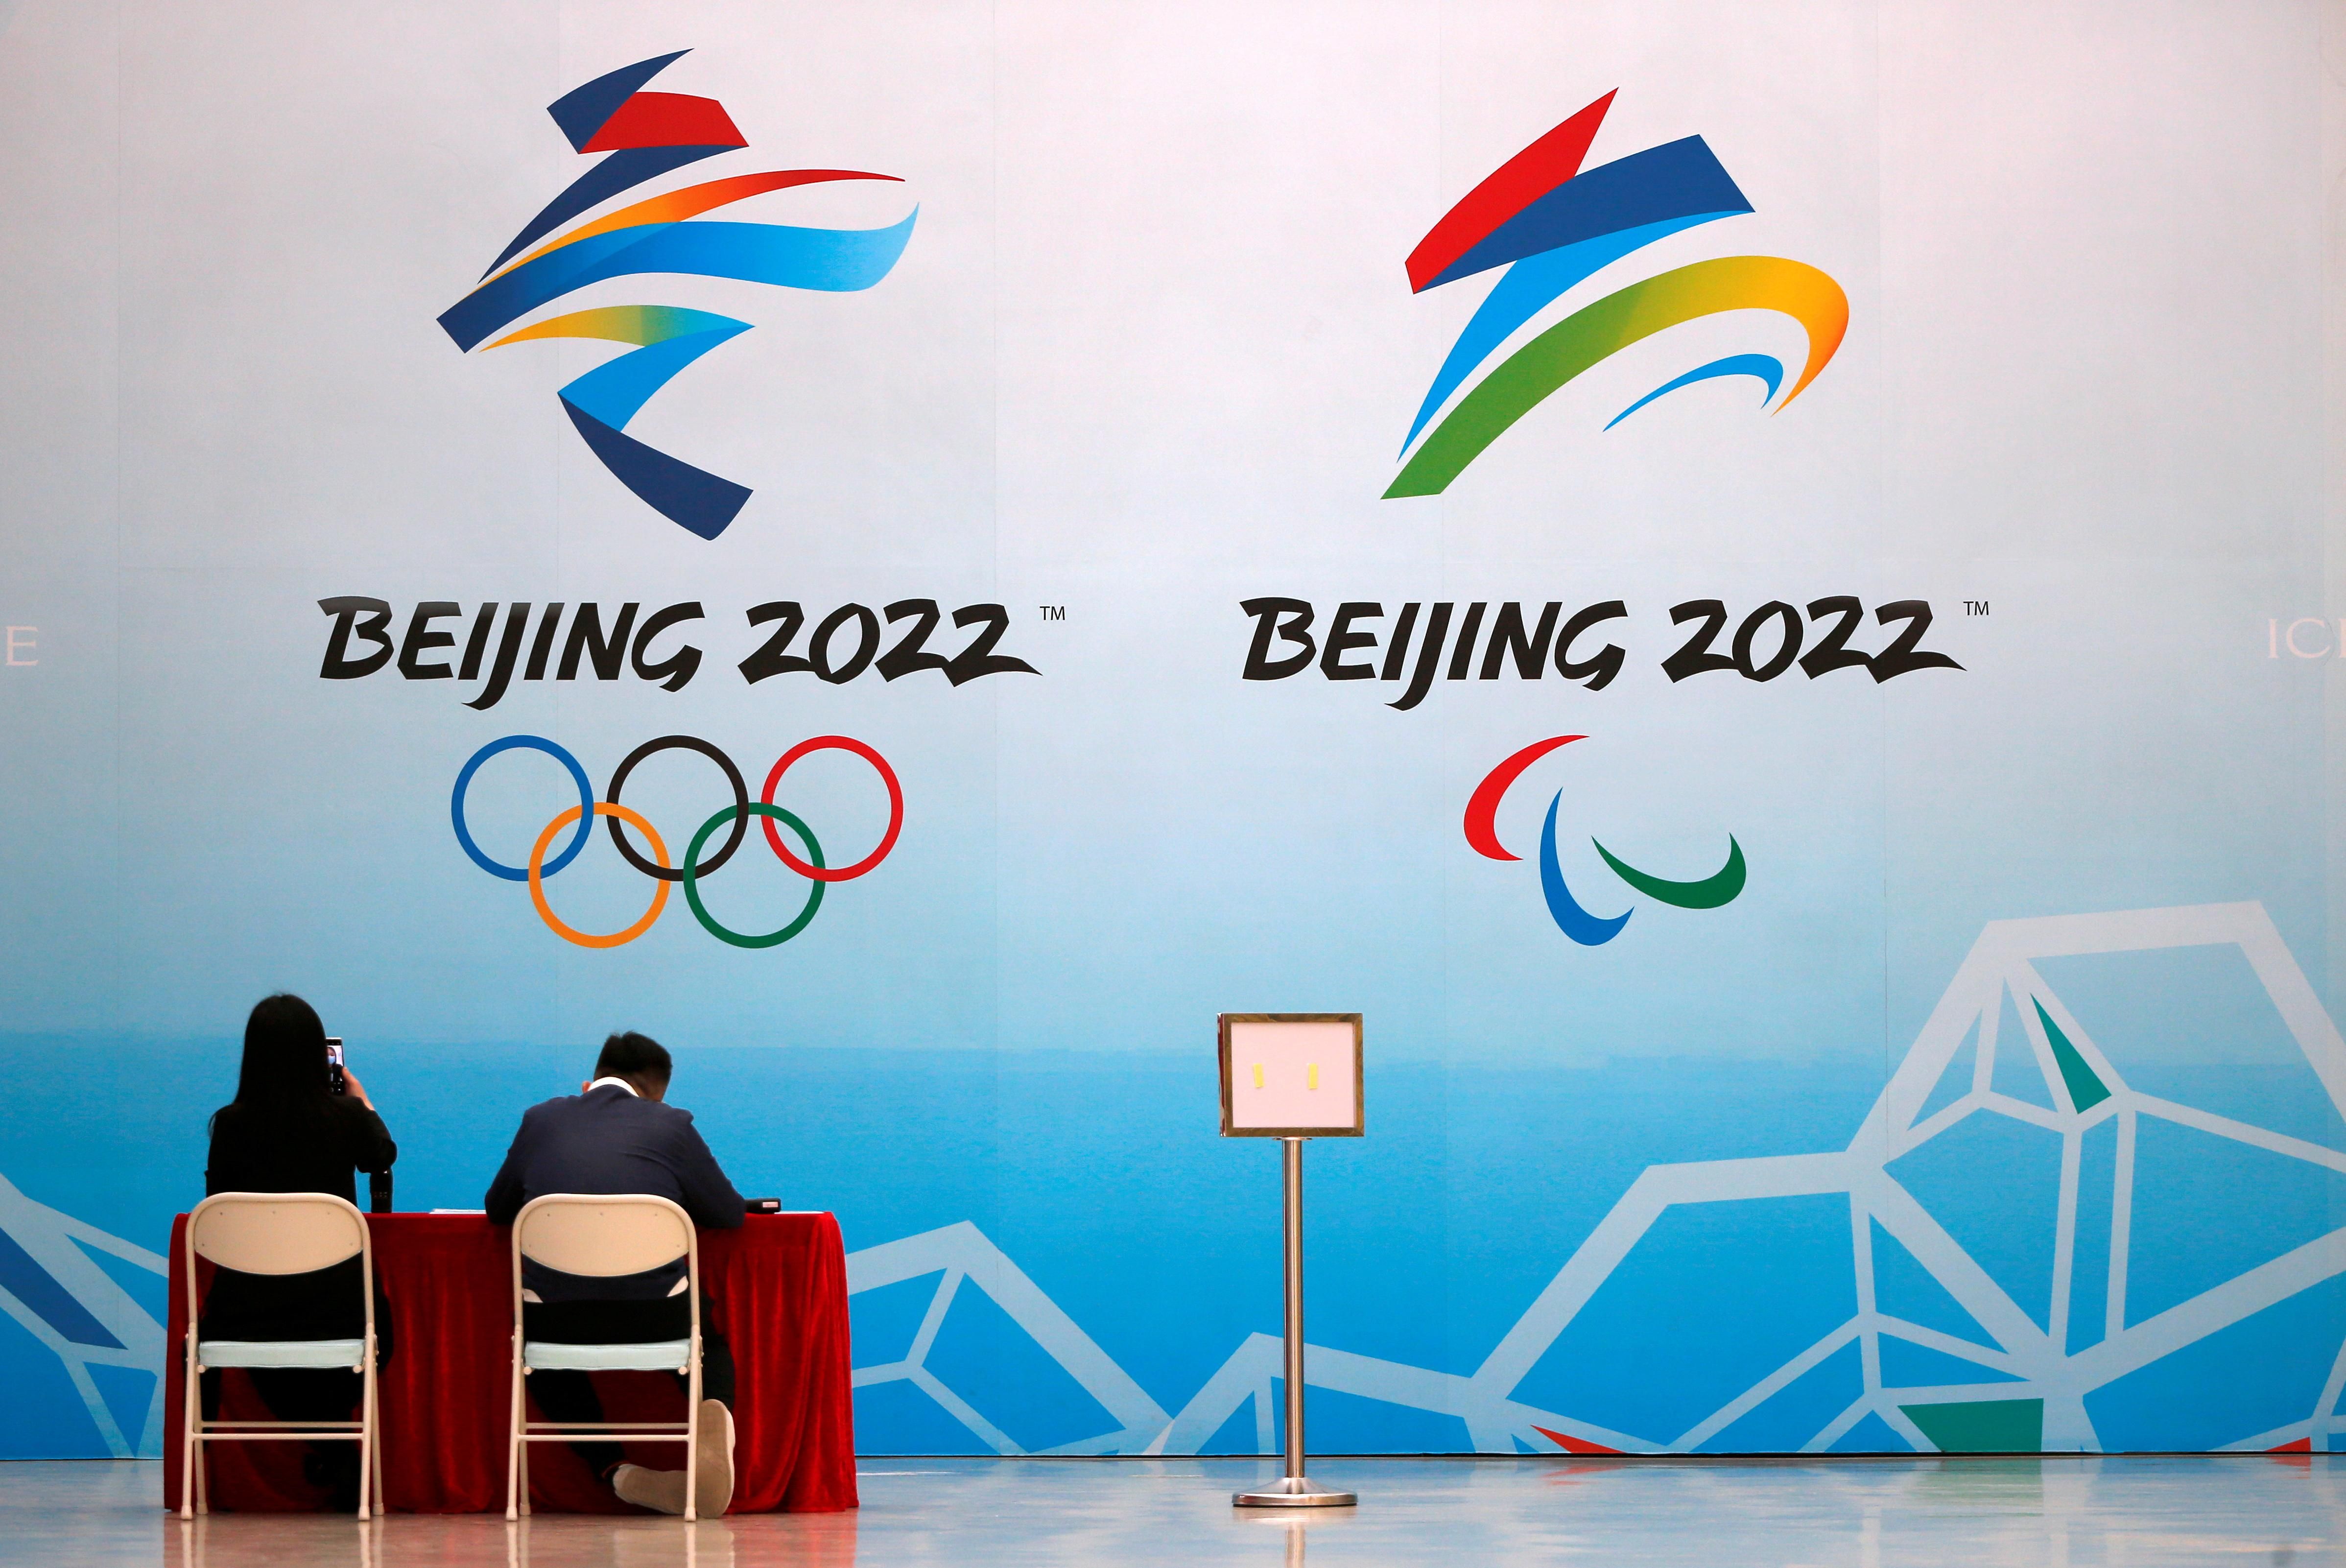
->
[1964,600,1990,617]
[1040,605,1066,621]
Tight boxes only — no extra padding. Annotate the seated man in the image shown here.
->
[485,1031,746,1517]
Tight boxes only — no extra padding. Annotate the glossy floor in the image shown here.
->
[11,1455,2345,1566]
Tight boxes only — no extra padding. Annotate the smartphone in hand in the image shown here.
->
[326,1038,346,1095]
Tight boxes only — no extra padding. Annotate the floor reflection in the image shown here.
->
[22,1454,2346,1568]
[162,1509,858,1568]
[1238,1511,1351,1568]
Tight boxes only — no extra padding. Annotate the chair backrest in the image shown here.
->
[512,1194,694,1278]
[189,1192,368,1276]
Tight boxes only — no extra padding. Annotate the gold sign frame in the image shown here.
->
[1217,1013,1364,1138]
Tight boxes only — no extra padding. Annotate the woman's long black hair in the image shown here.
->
[212,994,334,1132]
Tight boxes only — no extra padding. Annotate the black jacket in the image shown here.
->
[483,1084,745,1302]
[206,1096,396,1206]
[199,1095,397,1343]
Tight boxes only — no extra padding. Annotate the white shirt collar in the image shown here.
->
[586,1076,639,1097]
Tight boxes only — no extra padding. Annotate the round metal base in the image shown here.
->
[1233,1476,1358,1508]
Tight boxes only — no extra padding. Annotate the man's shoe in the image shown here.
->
[694,1400,735,1518]
[612,1462,688,1516]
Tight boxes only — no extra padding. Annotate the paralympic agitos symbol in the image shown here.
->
[1389,90,1848,497]
[438,50,916,540]
[451,734,900,950]
[1466,736,1744,947]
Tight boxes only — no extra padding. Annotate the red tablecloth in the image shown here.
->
[162,1212,856,1514]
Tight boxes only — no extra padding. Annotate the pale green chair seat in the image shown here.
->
[181,1192,381,1520]
[199,1338,365,1370]
[522,1338,690,1373]
[508,1195,708,1521]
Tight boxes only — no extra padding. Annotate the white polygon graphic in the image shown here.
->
[1460,902,2346,1455]
[5,905,2333,1456]
[846,1221,1170,1453]
[0,1173,167,1456]
[846,904,2346,1454]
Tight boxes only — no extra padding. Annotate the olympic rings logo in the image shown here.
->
[451,734,902,949]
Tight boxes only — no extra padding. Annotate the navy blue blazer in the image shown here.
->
[483,1084,745,1302]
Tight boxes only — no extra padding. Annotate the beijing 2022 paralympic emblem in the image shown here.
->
[437,50,917,540]
[451,734,900,949]
[1466,736,1745,948]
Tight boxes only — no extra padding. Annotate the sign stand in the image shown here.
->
[1219,1013,1362,1510]
[1232,1134,1356,1508]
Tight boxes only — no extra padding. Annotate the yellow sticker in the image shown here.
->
[1307,1063,1319,1090]
[1251,1063,1264,1089]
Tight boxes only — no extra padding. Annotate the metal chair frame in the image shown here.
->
[179,1191,382,1520]
[504,1193,704,1521]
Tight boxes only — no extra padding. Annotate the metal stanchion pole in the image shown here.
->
[1233,1137,1356,1507]
[1283,1136,1304,1481]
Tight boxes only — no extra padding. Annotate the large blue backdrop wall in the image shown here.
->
[4,0,2346,1459]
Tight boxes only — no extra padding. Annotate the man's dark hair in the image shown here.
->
[594,1031,672,1088]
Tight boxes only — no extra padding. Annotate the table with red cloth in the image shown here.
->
[162,1212,857,1514]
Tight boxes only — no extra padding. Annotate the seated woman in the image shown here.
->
[199,994,396,1509]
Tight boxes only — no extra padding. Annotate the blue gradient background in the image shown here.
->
[1,0,2341,1460]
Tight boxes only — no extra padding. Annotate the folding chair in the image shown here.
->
[180,1192,382,1519]
[506,1194,704,1521]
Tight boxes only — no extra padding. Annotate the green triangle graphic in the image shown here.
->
[2033,999,2110,1112]
[1900,1397,2044,1453]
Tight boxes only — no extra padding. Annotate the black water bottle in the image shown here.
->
[370,1171,393,1215]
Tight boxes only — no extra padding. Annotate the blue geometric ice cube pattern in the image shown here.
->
[7,902,2341,1455]
[842,903,2346,1454]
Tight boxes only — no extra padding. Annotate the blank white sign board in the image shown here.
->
[1219,1014,1363,1137]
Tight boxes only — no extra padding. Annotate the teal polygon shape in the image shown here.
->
[2034,1000,2109,1111]
[1902,1397,2043,1451]
[2036,945,2346,1149]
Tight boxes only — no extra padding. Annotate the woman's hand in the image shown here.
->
[340,1068,375,1110]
